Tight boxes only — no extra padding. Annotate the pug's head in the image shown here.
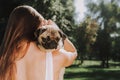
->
[34,25,66,50]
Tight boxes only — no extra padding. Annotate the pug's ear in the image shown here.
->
[58,30,67,40]
[34,28,47,37]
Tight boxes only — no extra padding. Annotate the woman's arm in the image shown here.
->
[61,38,77,67]
[43,19,78,67]
[64,38,76,52]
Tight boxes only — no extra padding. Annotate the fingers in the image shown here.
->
[47,19,54,25]
[41,19,48,26]
[48,19,58,28]
[41,19,55,26]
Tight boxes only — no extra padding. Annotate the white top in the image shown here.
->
[45,48,76,80]
[45,51,65,80]
[46,52,53,80]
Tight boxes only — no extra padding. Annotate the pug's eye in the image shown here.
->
[56,37,60,42]
[42,37,47,42]
[47,36,50,41]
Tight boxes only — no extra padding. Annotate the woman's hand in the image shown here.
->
[41,19,54,26]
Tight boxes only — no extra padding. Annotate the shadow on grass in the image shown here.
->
[83,62,120,68]
[109,62,120,67]
[68,64,80,68]
[65,67,120,80]
[65,63,120,80]
[84,65,103,68]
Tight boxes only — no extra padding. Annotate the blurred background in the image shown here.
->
[0,0,120,80]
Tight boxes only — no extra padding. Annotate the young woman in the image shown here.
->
[0,5,77,80]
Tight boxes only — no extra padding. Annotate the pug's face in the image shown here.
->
[35,25,66,50]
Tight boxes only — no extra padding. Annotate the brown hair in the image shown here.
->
[0,5,43,80]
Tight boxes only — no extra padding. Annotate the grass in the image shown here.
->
[64,60,120,80]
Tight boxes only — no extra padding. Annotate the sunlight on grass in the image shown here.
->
[64,60,120,80]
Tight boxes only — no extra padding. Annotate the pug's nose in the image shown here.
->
[51,40,56,44]
[51,40,57,48]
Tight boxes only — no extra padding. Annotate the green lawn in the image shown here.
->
[64,60,120,80]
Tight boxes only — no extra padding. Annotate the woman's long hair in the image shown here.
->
[0,5,43,80]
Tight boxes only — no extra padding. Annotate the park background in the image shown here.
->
[0,0,120,80]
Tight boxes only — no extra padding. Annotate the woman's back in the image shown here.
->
[0,5,77,80]
[16,42,65,80]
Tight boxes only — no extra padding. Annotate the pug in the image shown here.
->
[34,24,67,80]
[34,24,66,51]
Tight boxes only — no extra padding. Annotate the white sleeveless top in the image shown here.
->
[46,52,53,80]
[45,51,65,80]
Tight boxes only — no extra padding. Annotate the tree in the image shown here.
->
[0,0,75,45]
[85,0,120,67]
[75,17,99,65]
[25,0,75,34]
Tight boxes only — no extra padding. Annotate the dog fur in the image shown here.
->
[34,24,66,51]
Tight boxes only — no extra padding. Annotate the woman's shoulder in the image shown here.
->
[18,42,46,62]
[58,49,77,67]
[26,42,43,56]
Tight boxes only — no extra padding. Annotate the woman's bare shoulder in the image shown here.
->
[58,49,77,67]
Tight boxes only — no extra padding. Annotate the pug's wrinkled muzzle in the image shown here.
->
[41,40,58,49]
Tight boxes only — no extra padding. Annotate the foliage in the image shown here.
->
[0,0,75,44]
[24,0,75,34]
[85,0,120,67]
[75,17,99,63]
[111,36,120,61]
